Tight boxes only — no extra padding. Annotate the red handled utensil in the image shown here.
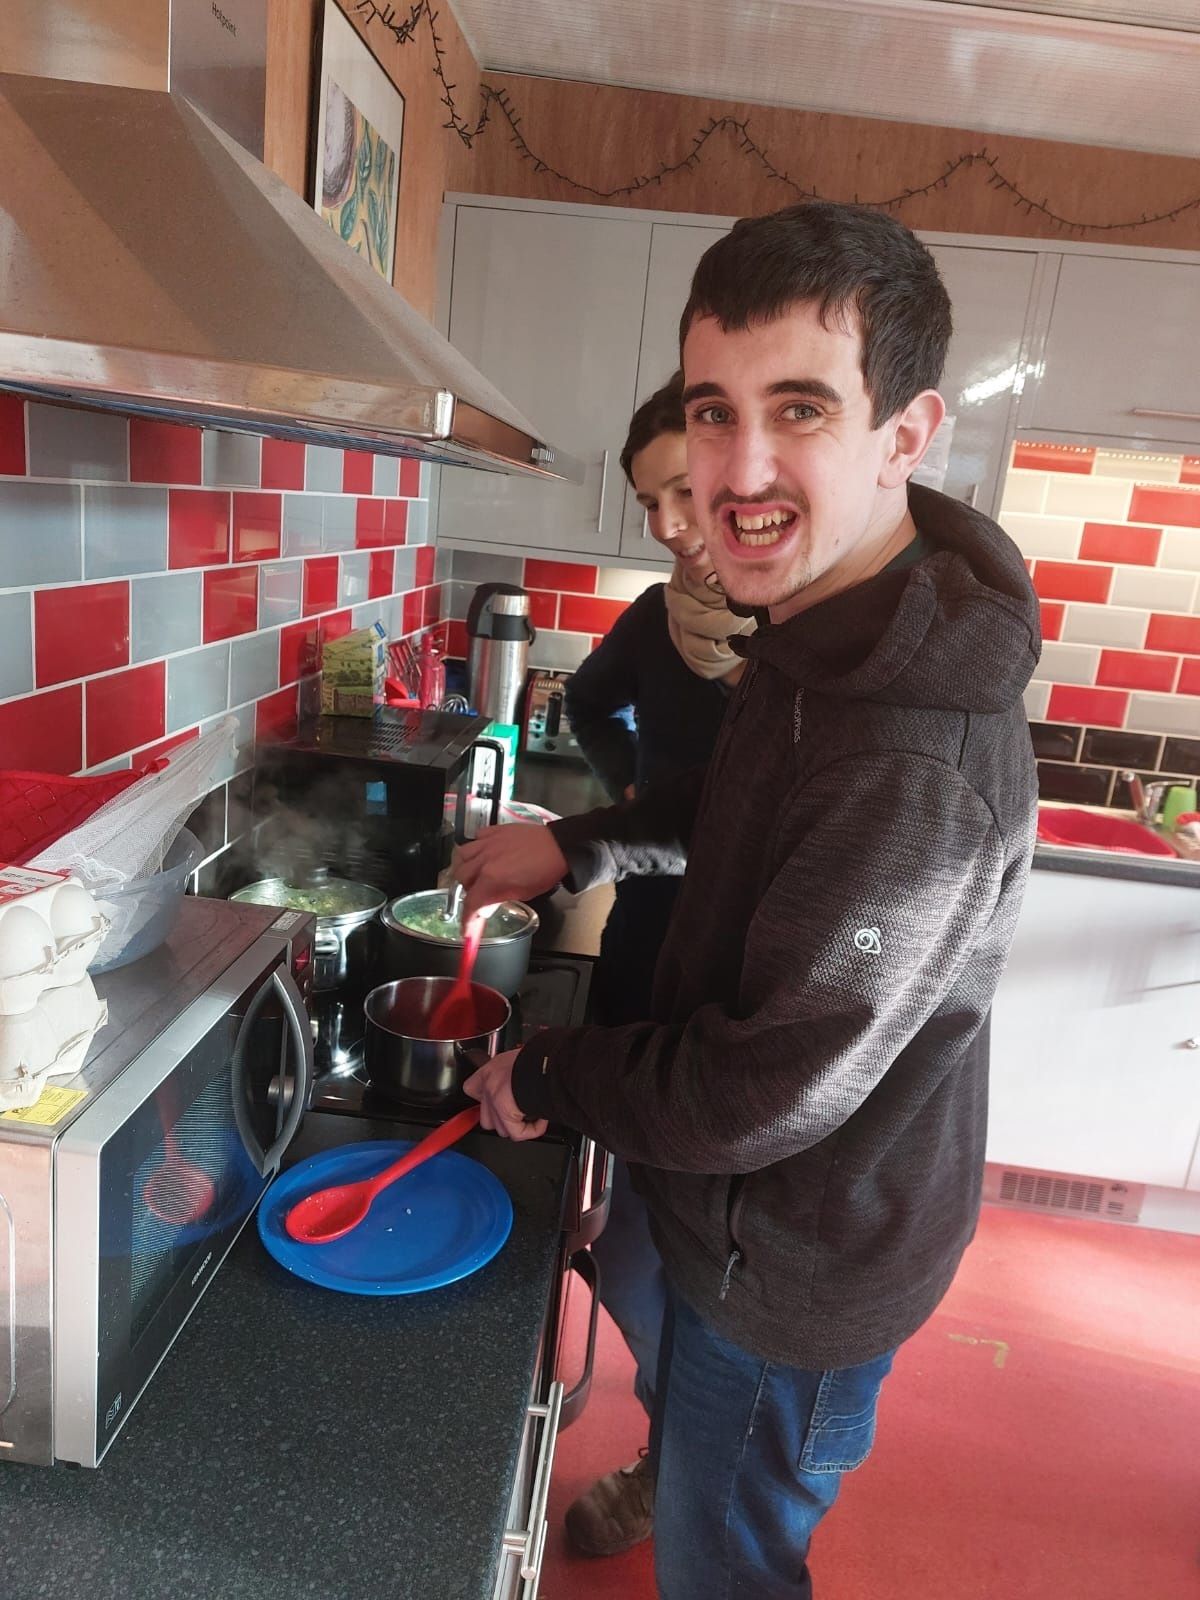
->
[426,911,486,1037]
[284,1105,482,1244]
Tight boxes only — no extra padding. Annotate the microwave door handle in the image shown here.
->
[474,739,506,828]
[231,966,314,1177]
[260,966,314,1175]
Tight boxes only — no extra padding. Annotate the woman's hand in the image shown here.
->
[463,1048,548,1140]
[453,824,568,920]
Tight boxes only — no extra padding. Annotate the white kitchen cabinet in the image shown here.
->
[924,244,1038,513]
[989,867,1200,1190]
[1023,254,1200,447]
[617,222,728,563]
[438,205,652,557]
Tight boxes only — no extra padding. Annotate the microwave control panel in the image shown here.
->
[524,672,582,760]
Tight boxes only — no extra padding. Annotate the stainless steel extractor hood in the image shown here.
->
[0,66,578,480]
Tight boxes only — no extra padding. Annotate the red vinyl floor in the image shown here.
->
[540,1204,1200,1599]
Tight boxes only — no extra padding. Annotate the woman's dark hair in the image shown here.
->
[679,201,952,428]
[620,370,685,484]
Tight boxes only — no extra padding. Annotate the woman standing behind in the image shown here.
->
[563,373,753,1558]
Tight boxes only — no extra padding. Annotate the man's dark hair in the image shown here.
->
[679,201,952,428]
[620,370,685,484]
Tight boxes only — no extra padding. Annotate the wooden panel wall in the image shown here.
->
[466,74,1200,254]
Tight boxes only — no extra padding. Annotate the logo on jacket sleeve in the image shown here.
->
[854,927,882,955]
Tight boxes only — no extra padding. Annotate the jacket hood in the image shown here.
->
[741,484,1040,714]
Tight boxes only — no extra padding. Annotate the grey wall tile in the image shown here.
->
[451,548,524,585]
[373,456,400,496]
[352,601,384,630]
[305,445,342,492]
[323,496,357,553]
[167,642,230,731]
[203,431,261,488]
[27,403,127,481]
[202,704,255,777]
[131,571,202,661]
[339,551,370,607]
[281,494,323,556]
[185,782,227,857]
[393,546,418,593]
[84,485,168,578]
[435,547,453,581]
[0,591,33,698]
[529,630,591,671]
[0,482,81,587]
[406,501,429,544]
[443,579,473,619]
[258,559,303,626]
[229,630,278,706]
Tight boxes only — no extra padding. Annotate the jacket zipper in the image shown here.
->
[719,1175,748,1302]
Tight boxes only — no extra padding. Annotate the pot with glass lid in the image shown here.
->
[230,872,386,994]
[380,889,539,997]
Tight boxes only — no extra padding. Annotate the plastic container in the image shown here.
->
[91,829,204,975]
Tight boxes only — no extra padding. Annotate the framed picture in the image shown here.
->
[311,1,404,282]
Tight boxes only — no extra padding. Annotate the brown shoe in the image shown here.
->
[564,1451,655,1557]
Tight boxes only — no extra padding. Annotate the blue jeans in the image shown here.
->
[590,1159,666,1417]
[649,1289,896,1599]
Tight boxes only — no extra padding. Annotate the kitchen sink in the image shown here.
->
[1036,805,1178,857]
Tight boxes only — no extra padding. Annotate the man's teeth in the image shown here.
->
[732,509,790,545]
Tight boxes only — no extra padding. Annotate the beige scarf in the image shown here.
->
[663,561,756,681]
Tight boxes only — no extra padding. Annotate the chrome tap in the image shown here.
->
[1120,770,1168,824]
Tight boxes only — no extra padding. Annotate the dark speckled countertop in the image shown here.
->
[0,1113,572,1600]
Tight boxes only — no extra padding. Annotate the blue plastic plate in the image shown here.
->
[257,1140,513,1296]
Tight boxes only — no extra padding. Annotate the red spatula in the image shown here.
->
[284,1106,482,1243]
[426,912,486,1038]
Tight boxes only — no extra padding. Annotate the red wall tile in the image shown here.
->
[279,620,320,684]
[528,590,559,630]
[356,499,387,548]
[203,566,258,641]
[34,582,130,687]
[446,618,468,658]
[1179,659,1200,695]
[1032,561,1113,604]
[1182,458,1200,487]
[0,394,26,476]
[1078,521,1162,567]
[384,500,408,545]
[1146,613,1200,657]
[366,551,392,599]
[261,438,306,490]
[321,610,353,646]
[399,458,421,497]
[415,546,436,587]
[302,556,339,616]
[401,591,423,634]
[1039,601,1065,642]
[421,585,441,627]
[169,490,230,567]
[0,685,82,774]
[140,729,198,765]
[1046,684,1129,729]
[342,451,375,495]
[1012,442,1094,475]
[130,419,202,485]
[255,684,299,743]
[559,593,628,634]
[85,663,165,767]
[525,558,597,594]
[1129,485,1200,529]
[232,493,282,563]
[1096,650,1179,692]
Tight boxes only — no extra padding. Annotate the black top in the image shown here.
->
[564,584,731,1023]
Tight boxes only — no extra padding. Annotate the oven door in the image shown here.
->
[52,937,312,1466]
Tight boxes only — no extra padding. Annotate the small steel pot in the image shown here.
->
[230,875,386,994]
[363,976,511,1108]
[380,890,538,998]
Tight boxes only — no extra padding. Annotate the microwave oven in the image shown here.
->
[0,896,314,1468]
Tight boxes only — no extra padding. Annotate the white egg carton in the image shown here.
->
[0,863,110,1017]
[0,975,109,1110]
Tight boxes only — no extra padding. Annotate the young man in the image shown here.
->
[457,201,1040,1598]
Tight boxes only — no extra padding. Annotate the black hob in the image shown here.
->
[308,955,592,1127]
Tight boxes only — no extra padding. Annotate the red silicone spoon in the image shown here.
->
[427,911,486,1038]
[284,1106,482,1244]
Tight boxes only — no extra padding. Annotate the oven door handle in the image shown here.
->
[558,1248,600,1431]
[232,965,314,1177]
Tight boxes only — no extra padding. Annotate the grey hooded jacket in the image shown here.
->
[513,485,1041,1368]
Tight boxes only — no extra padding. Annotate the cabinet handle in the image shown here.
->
[641,510,649,539]
[501,1381,564,1595]
[1131,408,1200,423]
[596,449,610,535]
[1182,1038,1199,1051]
